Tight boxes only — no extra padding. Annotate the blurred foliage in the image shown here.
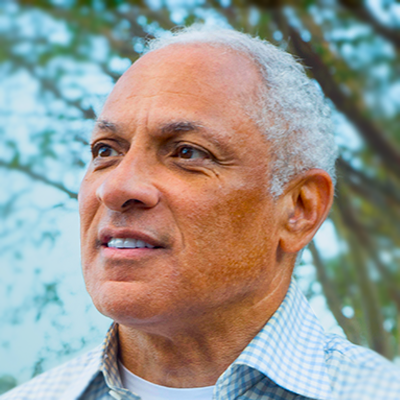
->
[0,375,17,394]
[0,0,400,389]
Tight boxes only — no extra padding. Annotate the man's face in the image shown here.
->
[79,44,283,328]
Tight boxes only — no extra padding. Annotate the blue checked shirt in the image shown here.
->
[3,280,400,400]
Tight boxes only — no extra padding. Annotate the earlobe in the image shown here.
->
[279,170,334,254]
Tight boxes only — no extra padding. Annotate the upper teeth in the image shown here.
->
[107,238,155,249]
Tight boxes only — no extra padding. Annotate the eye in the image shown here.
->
[173,145,210,160]
[92,143,120,158]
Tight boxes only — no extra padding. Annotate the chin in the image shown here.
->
[88,280,173,327]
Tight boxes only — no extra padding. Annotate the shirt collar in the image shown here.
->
[78,280,333,400]
[100,322,122,389]
[59,345,104,400]
[226,279,333,400]
[61,323,123,400]
[99,323,138,399]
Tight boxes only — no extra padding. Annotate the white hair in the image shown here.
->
[144,24,338,197]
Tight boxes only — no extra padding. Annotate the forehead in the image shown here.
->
[118,43,259,95]
[105,44,258,112]
[96,44,264,151]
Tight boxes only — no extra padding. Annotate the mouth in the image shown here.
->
[106,238,158,249]
[99,235,164,261]
[98,228,166,256]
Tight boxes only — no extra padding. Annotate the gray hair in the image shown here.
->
[145,24,338,197]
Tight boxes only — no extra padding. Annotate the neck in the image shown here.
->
[118,272,291,388]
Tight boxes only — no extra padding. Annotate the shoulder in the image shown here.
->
[0,346,102,400]
[324,334,400,399]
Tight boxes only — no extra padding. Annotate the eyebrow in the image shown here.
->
[160,121,203,135]
[96,119,119,133]
[94,119,225,151]
[95,119,202,134]
[160,121,229,154]
[95,119,205,138]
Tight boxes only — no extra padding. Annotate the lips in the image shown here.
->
[98,227,165,250]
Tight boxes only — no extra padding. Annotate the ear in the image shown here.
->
[278,169,334,254]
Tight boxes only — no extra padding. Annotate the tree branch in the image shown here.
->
[309,240,363,344]
[335,195,392,357]
[336,187,400,308]
[0,160,78,200]
[337,158,400,206]
[339,0,400,51]
[10,50,97,121]
[283,21,400,176]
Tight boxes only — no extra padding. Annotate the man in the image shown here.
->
[3,25,399,400]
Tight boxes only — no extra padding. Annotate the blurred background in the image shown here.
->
[1,0,399,394]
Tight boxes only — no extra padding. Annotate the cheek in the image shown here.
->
[172,180,277,286]
[191,178,274,240]
[78,175,101,256]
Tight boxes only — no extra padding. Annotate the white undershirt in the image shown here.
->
[118,361,215,400]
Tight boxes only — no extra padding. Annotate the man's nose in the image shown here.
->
[95,153,160,212]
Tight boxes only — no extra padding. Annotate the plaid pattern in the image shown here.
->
[3,280,400,399]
